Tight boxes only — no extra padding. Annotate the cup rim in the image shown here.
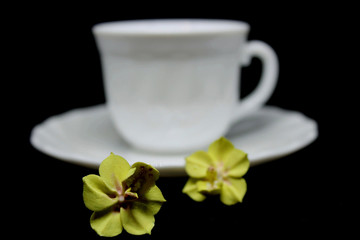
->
[93,19,250,37]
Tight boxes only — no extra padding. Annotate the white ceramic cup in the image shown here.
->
[93,19,279,153]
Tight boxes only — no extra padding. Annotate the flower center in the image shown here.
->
[207,162,228,184]
[112,177,139,211]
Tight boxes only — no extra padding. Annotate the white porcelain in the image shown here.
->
[93,19,279,153]
[30,105,318,176]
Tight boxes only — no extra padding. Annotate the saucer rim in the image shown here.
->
[30,104,318,176]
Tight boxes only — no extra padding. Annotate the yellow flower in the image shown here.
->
[82,153,166,237]
[182,137,249,205]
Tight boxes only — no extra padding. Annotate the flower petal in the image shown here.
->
[99,153,131,188]
[125,167,136,180]
[196,179,221,195]
[208,137,234,163]
[182,178,206,202]
[224,148,250,178]
[142,185,166,215]
[144,185,166,202]
[120,202,155,235]
[185,151,214,178]
[125,162,159,196]
[83,174,118,211]
[90,210,122,237]
[220,178,247,205]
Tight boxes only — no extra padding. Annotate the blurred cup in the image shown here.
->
[93,19,278,153]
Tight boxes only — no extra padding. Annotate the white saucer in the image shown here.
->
[30,105,318,176]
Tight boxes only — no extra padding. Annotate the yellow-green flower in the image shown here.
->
[82,153,166,237]
[182,137,249,205]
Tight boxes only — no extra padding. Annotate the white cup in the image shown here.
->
[93,19,279,153]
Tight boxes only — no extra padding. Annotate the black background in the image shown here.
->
[8,2,356,239]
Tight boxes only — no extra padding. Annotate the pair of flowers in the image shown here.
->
[83,137,249,237]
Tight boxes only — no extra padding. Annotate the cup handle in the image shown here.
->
[231,40,279,124]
